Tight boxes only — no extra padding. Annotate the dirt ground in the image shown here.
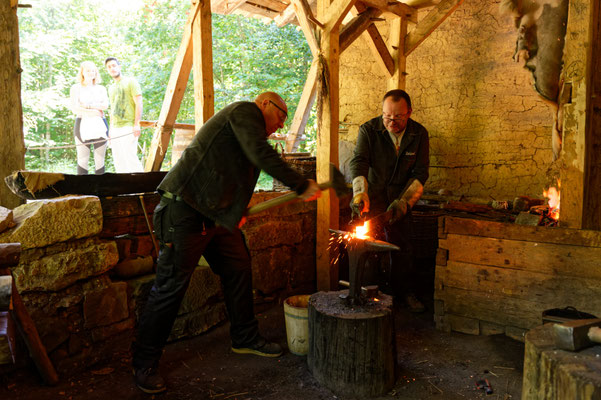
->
[0,295,524,400]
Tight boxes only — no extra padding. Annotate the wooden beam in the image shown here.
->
[353,3,394,76]
[360,0,417,23]
[325,0,357,28]
[292,0,319,57]
[192,0,215,129]
[274,3,297,26]
[285,59,318,152]
[140,120,195,130]
[388,17,408,90]
[248,0,289,13]
[404,0,463,56]
[316,0,342,290]
[144,5,195,171]
[223,0,248,14]
[339,6,382,53]
[239,2,281,19]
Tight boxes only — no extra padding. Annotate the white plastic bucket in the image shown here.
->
[283,294,310,356]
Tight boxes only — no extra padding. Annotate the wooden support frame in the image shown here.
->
[144,5,195,171]
[192,0,215,128]
[285,59,318,152]
[360,0,417,23]
[388,16,408,90]
[339,6,383,52]
[404,0,464,56]
[352,2,394,76]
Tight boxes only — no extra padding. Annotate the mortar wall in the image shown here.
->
[339,0,557,201]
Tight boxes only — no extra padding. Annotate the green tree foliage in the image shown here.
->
[19,0,314,181]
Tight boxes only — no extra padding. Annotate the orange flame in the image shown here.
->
[543,179,560,220]
[354,222,369,239]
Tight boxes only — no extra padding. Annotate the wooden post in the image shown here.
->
[144,5,195,171]
[560,0,594,228]
[0,0,25,208]
[192,0,215,129]
[315,0,355,291]
[388,17,408,90]
[285,60,318,153]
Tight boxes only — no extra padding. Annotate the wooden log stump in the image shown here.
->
[308,290,395,398]
[522,323,601,399]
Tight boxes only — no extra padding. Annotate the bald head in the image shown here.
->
[255,92,288,135]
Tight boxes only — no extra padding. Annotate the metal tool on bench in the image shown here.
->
[246,163,349,215]
[553,318,601,351]
[330,228,399,305]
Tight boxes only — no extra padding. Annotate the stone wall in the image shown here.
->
[339,0,558,201]
[0,192,316,374]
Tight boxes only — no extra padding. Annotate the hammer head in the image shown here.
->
[327,163,350,198]
[553,318,601,351]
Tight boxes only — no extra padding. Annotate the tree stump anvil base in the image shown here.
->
[308,290,395,398]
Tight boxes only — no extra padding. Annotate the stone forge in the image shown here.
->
[0,192,317,376]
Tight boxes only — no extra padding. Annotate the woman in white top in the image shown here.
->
[70,61,109,174]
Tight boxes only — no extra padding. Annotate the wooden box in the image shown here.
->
[434,216,601,341]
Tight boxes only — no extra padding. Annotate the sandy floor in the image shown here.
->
[0,295,524,400]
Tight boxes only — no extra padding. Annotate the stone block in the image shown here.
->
[178,265,222,315]
[131,235,155,257]
[83,282,129,329]
[0,196,103,249]
[0,206,15,235]
[245,220,303,250]
[12,238,118,292]
[251,247,291,294]
[90,317,135,343]
[113,256,154,279]
[169,303,227,342]
[113,235,132,261]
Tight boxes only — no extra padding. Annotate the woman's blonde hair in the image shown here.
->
[78,61,101,85]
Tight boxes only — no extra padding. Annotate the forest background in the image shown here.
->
[19,0,314,189]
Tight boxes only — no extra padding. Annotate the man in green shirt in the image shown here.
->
[105,57,144,172]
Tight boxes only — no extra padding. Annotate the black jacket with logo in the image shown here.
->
[158,101,307,230]
[349,116,429,215]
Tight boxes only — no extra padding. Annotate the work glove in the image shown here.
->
[350,192,369,219]
[387,199,409,224]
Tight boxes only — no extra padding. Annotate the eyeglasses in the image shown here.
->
[382,112,410,123]
[270,100,288,123]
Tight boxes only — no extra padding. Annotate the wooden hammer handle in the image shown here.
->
[247,181,332,215]
[588,326,601,344]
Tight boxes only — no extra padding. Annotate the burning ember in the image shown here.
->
[543,179,560,221]
[354,222,369,239]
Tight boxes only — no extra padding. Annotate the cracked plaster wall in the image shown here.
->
[339,0,556,201]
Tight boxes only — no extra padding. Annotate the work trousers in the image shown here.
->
[371,213,415,297]
[109,126,143,173]
[132,197,259,369]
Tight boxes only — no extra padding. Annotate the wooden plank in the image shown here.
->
[316,0,341,290]
[439,260,601,307]
[440,233,601,280]
[0,268,59,385]
[360,0,417,23]
[192,0,215,129]
[285,60,318,152]
[145,4,195,171]
[447,314,479,335]
[339,6,383,53]
[435,284,542,330]
[100,193,161,219]
[5,171,167,200]
[246,0,289,13]
[388,16,407,90]
[443,216,601,247]
[404,0,463,56]
[291,0,319,56]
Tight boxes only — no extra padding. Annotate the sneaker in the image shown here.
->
[133,366,166,394]
[232,337,283,358]
[405,294,425,313]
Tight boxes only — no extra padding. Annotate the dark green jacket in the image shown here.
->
[349,116,429,214]
[158,101,307,230]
